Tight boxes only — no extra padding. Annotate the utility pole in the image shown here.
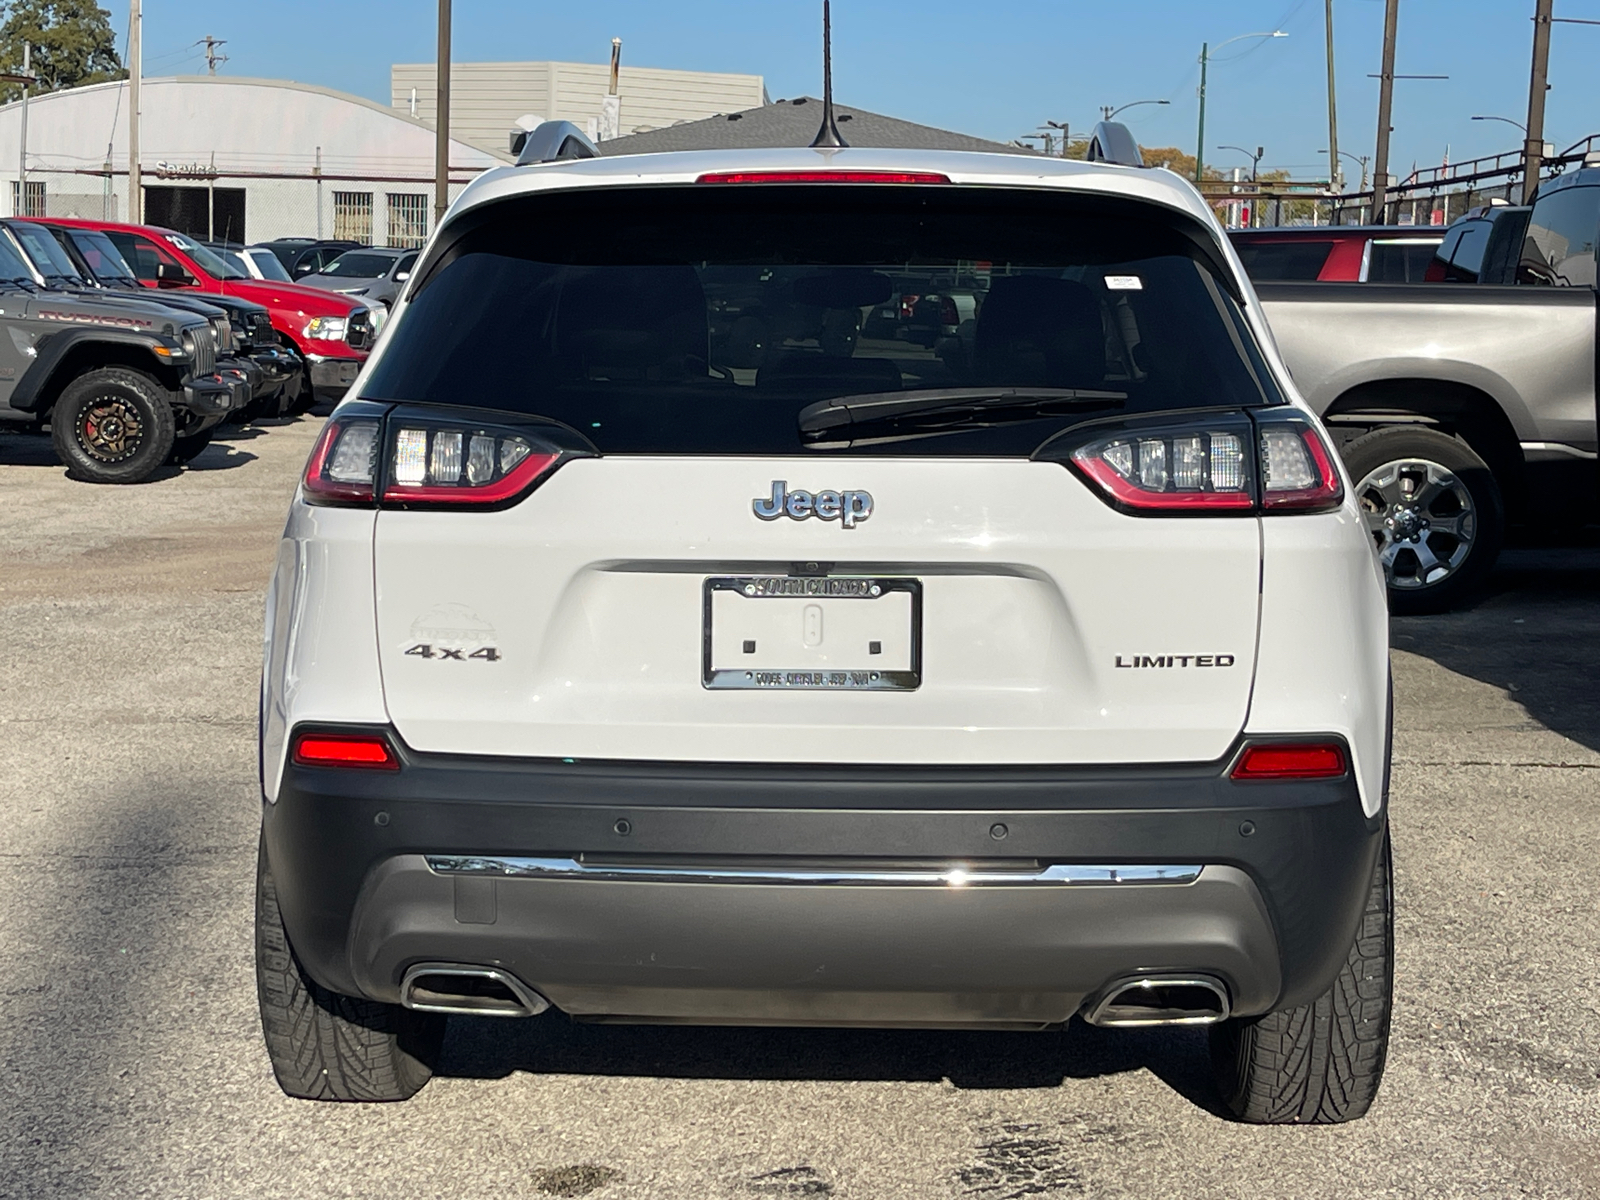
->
[129,0,141,224]
[1524,0,1553,204]
[434,0,452,227]
[1195,43,1208,185]
[1371,0,1399,224]
[17,44,28,215]
[1325,0,1340,191]
[202,35,228,75]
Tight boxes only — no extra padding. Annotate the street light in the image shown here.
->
[1102,98,1170,121]
[1196,31,1287,185]
[1471,114,1528,135]
[1045,119,1071,157]
[1318,148,1369,191]
[1218,144,1265,181]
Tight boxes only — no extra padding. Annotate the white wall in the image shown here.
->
[392,60,766,151]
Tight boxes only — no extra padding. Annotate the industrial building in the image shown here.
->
[0,75,505,244]
[390,59,767,150]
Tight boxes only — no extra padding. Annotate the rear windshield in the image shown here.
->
[365,186,1283,456]
[1231,239,1333,282]
[322,252,397,278]
[1367,240,1440,282]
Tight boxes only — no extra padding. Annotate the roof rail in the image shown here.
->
[1084,121,1143,168]
[513,121,600,166]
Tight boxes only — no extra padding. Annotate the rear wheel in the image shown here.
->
[1341,427,1503,614]
[255,834,445,1101]
[1209,826,1393,1124]
[49,367,176,484]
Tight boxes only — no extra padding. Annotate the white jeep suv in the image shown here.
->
[256,140,1394,1122]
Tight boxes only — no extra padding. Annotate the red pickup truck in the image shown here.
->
[39,218,374,403]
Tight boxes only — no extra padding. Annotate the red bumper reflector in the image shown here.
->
[1231,743,1347,781]
[695,170,952,185]
[292,733,399,770]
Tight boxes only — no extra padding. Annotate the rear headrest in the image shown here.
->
[973,276,1106,389]
[555,266,708,382]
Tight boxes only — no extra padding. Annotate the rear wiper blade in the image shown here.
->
[798,387,1127,447]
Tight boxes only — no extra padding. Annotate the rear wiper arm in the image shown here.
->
[798,387,1127,447]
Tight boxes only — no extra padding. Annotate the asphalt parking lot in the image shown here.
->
[1,418,1597,1200]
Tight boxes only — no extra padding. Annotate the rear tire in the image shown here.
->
[255,834,445,1101]
[1341,427,1503,614]
[49,367,176,484]
[1209,825,1394,1124]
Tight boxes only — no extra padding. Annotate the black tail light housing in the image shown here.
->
[1039,407,1344,516]
[302,402,594,510]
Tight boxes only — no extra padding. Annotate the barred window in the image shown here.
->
[386,193,429,248]
[11,180,44,217]
[333,191,373,243]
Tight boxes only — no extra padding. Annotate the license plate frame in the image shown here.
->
[702,576,922,691]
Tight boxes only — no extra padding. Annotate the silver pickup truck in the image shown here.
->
[1253,168,1600,612]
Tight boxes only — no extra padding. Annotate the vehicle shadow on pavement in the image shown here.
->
[439,1012,1228,1115]
[1391,545,1600,755]
[181,445,258,472]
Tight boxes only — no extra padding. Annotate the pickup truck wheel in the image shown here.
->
[255,834,444,1102]
[49,367,176,484]
[167,429,214,465]
[1341,427,1504,614]
[1209,825,1393,1124]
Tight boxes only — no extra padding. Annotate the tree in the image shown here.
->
[0,0,124,104]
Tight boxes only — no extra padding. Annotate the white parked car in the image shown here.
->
[257,128,1394,1122]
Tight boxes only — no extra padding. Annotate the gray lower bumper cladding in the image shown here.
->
[264,729,1384,1030]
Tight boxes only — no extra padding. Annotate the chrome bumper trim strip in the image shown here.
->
[424,855,1203,887]
[1521,441,1599,461]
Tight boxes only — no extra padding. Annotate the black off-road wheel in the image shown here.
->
[50,367,176,484]
[1209,826,1394,1124]
[167,429,214,465]
[1341,427,1504,615]
[255,834,445,1101]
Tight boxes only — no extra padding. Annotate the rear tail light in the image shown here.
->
[1060,411,1343,516]
[302,408,581,509]
[1257,418,1344,512]
[382,422,561,505]
[291,730,399,770]
[899,294,921,319]
[303,416,380,503]
[939,296,960,326]
[1067,418,1255,512]
[1231,742,1347,780]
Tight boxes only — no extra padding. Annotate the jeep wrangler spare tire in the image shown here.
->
[50,367,177,484]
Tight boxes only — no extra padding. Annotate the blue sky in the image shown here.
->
[133,1,1600,179]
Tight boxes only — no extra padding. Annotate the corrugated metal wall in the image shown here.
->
[391,62,766,152]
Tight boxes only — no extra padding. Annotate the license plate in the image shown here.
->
[703,577,922,691]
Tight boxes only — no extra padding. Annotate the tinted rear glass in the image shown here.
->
[322,252,398,278]
[1439,222,1490,282]
[1231,239,1334,281]
[366,186,1282,456]
[1367,240,1439,282]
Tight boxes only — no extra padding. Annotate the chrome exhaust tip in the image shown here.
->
[1082,975,1231,1028]
[399,963,550,1018]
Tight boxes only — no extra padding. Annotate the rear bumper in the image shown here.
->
[263,733,1384,1028]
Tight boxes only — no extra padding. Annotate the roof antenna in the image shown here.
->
[810,0,847,148]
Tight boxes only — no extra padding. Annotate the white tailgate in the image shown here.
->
[373,458,1261,765]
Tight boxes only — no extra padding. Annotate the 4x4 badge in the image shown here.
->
[753,480,873,529]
